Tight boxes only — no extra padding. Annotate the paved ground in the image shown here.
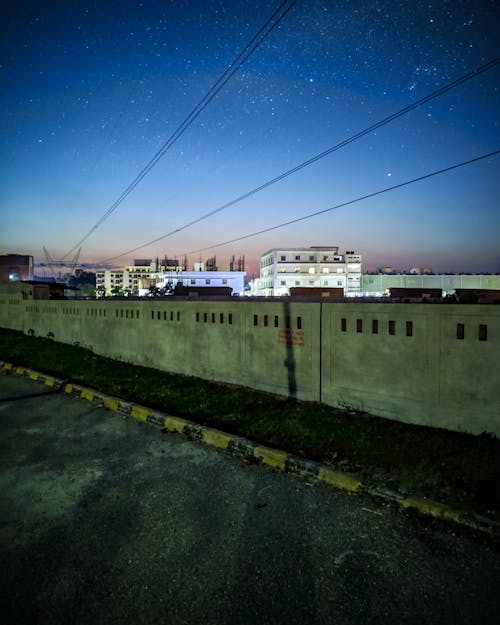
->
[1,373,499,625]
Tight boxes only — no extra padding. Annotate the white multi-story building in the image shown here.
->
[96,259,183,296]
[96,267,246,296]
[153,271,245,295]
[259,247,362,296]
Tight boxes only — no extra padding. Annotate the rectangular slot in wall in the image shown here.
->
[479,324,487,341]
[341,318,347,332]
[457,323,465,340]
[372,319,378,334]
[356,319,363,333]
[406,321,413,337]
[388,320,395,335]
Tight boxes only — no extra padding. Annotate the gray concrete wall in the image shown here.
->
[320,303,500,435]
[0,294,498,435]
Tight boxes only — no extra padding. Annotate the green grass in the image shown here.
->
[1,327,499,517]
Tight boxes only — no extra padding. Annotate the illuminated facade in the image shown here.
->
[259,247,362,296]
[96,267,245,296]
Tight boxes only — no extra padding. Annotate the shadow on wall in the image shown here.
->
[282,300,297,399]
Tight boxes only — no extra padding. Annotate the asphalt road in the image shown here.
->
[1,373,499,625]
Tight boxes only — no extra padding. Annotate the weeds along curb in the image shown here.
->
[2,361,499,536]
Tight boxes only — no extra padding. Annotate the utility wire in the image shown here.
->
[61,0,297,260]
[187,149,500,253]
[101,55,500,263]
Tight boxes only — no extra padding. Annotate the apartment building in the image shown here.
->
[259,247,362,296]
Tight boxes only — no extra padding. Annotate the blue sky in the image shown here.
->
[1,0,499,276]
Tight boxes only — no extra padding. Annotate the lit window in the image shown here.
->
[322,268,329,274]
[308,267,315,274]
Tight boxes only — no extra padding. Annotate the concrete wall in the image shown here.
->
[320,303,500,435]
[0,293,498,436]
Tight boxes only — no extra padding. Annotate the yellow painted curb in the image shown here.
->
[64,383,73,393]
[164,415,188,433]
[29,372,39,381]
[402,496,462,523]
[317,467,362,492]
[16,366,25,375]
[202,428,231,449]
[131,405,149,422]
[254,445,287,470]
[3,363,13,370]
[104,397,120,411]
[81,389,94,401]
[44,377,55,387]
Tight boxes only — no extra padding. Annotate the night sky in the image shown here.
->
[1,0,499,276]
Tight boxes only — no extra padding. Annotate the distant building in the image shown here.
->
[0,254,34,282]
[229,255,245,272]
[205,256,218,272]
[258,247,362,296]
[155,271,245,296]
[96,266,246,297]
[360,273,500,296]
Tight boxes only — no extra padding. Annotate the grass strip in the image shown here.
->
[1,328,498,517]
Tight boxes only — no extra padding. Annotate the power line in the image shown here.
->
[187,149,500,253]
[101,56,500,263]
[61,0,297,260]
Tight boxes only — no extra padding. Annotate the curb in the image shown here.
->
[2,361,498,536]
